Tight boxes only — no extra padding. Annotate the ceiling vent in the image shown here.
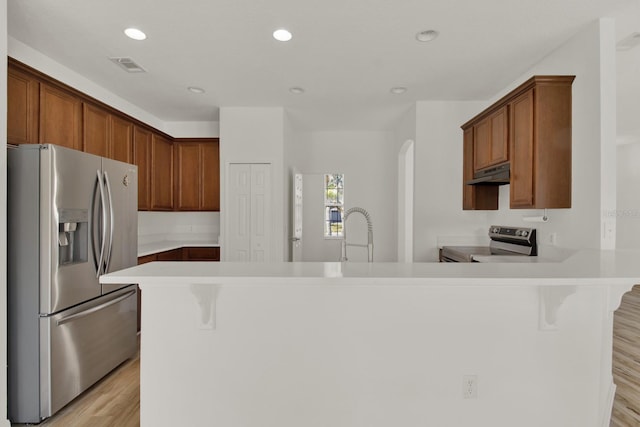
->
[617,32,640,51]
[109,57,146,73]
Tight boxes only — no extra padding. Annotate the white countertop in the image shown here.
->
[471,255,562,263]
[138,240,220,257]
[103,249,640,287]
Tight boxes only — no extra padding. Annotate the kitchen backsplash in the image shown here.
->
[138,211,220,245]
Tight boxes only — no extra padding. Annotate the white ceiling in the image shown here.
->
[7,0,632,130]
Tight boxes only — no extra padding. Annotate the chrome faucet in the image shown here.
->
[340,207,373,262]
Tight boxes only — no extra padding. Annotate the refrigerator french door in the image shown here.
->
[8,144,138,423]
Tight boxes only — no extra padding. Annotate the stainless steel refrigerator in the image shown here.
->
[8,144,138,423]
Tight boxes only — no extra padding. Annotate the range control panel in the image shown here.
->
[489,226,536,243]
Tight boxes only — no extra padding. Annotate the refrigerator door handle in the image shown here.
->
[103,171,115,273]
[96,170,108,278]
[90,170,101,273]
[55,289,136,326]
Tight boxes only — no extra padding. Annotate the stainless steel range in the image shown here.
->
[440,226,537,262]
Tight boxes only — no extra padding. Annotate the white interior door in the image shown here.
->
[250,164,271,261]
[227,163,272,262]
[291,173,303,261]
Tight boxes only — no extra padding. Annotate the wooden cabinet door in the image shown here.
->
[463,126,498,210]
[110,115,133,163]
[201,141,220,211]
[183,247,220,261]
[137,254,157,264]
[174,139,219,211]
[175,142,201,210]
[134,126,152,210]
[473,118,491,171]
[473,107,508,172]
[39,83,82,150]
[489,107,508,165]
[463,127,475,210]
[156,248,183,260]
[509,89,535,208]
[83,104,110,157]
[7,67,39,145]
[151,134,174,210]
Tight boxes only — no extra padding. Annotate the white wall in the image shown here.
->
[616,143,640,249]
[485,18,616,251]
[283,112,296,261]
[1,1,9,425]
[613,1,640,249]
[7,37,219,138]
[219,107,285,261]
[393,105,417,262]
[292,131,397,262]
[411,19,616,260]
[412,101,488,261]
[138,212,220,245]
[139,279,616,427]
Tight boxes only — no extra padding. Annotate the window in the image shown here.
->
[324,173,344,238]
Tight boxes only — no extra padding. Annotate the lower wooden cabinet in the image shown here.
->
[156,248,183,260]
[183,246,220,261]
[137,246,220,263]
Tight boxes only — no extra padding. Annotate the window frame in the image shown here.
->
[323,173,344,239]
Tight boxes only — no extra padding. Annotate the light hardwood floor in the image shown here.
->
[611,285,640,426]
[12,338,140,427]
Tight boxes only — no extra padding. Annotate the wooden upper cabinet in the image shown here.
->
[201,141,220,211]
[134,126,152,210]
[510,78,574,209]
[509,90,535,208]
[110,115,133,163]
[39,83,82,150]
[175,143,201,210]
[83,103,110,157]
[175,139,220,211]
[7,66,39,145]
[463,127,498,210]
[7,59,221,213]
[151,133,174,210]
[462,75,574,210]
[83,103,133,162]
[473,106,508,172]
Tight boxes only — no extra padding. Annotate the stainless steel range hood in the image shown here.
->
[466,162,510,185]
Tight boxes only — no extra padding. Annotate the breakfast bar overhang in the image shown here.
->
[101,250,640,427]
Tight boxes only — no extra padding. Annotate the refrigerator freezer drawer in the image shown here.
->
[42,286,137,421]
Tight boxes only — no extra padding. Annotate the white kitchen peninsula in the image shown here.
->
[101,250,640,427]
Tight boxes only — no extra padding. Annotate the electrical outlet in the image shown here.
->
[463,375,478,399]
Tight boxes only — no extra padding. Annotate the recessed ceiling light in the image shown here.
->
[416,30,438,42]
[187,86,206,94]
[390,87,407,94]
[124,28,147,41]
[273,29,293,42]
[289,87,305,94]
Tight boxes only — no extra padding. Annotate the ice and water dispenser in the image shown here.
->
[58,209,88,265]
